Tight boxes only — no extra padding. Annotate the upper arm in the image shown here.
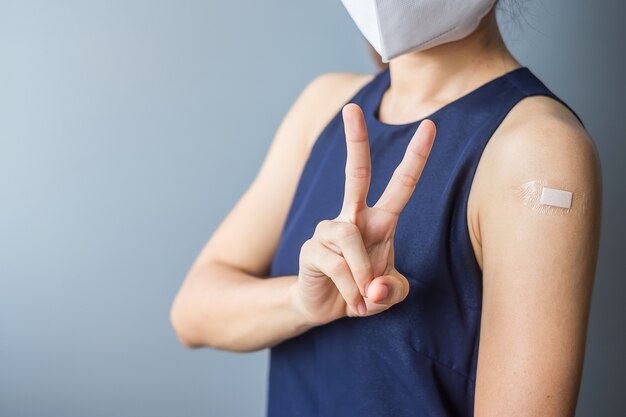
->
[471,97,602,416]
[185,72,373,278]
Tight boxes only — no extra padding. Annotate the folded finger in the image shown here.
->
[309,239,366,315]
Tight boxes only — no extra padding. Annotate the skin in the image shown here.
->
[170,6,602,417]
[294,107,435,325]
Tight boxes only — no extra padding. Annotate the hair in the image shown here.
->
[496,0,530,27]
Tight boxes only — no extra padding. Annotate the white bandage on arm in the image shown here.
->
[513,180,586,215]
[539,187,573,209]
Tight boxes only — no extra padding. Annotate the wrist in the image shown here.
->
[287,280,318,331]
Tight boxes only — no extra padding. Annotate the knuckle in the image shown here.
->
[314,219,331,235]
[333,221,360,241]
[399,279,410,302]
[395,170,419,188]
[410,144,427,158]
[329,257,349,277]
[300,238,313,253]
[353,263,372,283]
[346,165,370,180]
[298,239,314,267]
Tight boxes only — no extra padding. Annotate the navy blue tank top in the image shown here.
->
[266,66,580,417]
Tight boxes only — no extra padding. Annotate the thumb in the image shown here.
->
[365,270,409,306]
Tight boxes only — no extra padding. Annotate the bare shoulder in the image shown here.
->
[481,95,601,193]
[471,95,603,416]
[467,95,602,268]
[488,95,598,170]
[299,72,375,149]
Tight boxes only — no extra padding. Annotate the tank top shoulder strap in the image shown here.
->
[504,67,585,127]
[456,66,585,167]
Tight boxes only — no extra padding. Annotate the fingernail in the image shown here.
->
[364,281,371,298]
[357,300,367,316]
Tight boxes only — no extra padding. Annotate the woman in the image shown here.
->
[170,1,602,416]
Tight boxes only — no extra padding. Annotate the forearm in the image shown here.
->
[170,261,314,352]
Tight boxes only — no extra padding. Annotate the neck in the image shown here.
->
[386,9,520,103]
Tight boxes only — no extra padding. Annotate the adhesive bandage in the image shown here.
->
[514,180,585,215]
[539,187,572,209]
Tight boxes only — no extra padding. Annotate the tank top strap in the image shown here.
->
[504,67,585,127]
[447,66,585,173]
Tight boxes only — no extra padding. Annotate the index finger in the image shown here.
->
[373,119,436,215]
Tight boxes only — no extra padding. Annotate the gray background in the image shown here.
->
[0,0,624,416]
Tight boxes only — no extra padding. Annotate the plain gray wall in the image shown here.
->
[1,1,624,416]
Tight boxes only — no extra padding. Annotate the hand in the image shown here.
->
[290,102,436,327]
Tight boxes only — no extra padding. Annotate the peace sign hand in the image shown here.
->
[290,103,436,327]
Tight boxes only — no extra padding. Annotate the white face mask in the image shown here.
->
[340,0,497,62]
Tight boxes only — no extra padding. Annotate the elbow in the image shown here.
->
[169,266,226,350]
[169,292,202,349]
[169,295,259,353]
